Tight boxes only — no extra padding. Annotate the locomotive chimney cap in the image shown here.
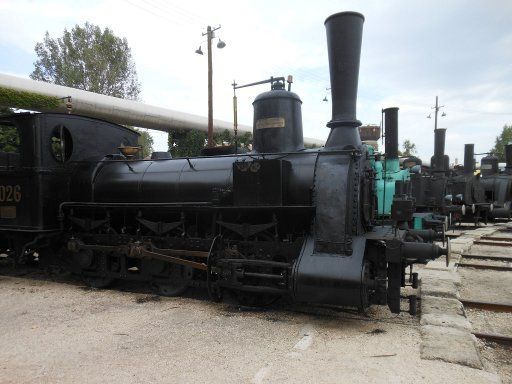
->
[325,11,365,24]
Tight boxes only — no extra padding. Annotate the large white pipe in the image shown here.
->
[0,73,325,146]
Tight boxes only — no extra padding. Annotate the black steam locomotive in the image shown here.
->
[480,144,512,220]
[409,127,492,225]
[0,12,448,314]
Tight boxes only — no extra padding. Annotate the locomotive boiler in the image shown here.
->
[480,144,512,219]
[53,11,448,314]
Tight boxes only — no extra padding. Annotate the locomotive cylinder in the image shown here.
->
[464,144,475,174]
[252,85,304,153]
[324,11,364,149]
[383,107,399,159]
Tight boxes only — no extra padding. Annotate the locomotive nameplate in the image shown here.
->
[255,117,285,129]
[0,206,16,219]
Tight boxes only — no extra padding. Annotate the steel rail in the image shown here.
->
[456,262,512,271]
[481,236,512,242]
[461,299,512,313]
[472,332,512,344]
[474,240,512,247]
[461,254,512,262]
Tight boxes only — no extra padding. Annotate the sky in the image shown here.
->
[1,0,511,163]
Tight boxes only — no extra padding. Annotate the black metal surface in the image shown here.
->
[481,154,498,176]
[383,107,399,159]
[0,113,139,233]
[293,235,367,308]
[233,159,290,206]
[324,11,364,149]
[431,129,449,172]
[252,87,304,153]
[506,144,512,172]
[464,144,475,174]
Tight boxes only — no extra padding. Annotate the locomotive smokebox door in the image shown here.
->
[233,159,290,206]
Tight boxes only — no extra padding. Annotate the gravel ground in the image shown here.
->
[0,267,502,384]
[459,266,512,305]
[459,243,512,384]
[478,341,512,384]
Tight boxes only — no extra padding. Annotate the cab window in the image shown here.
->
[0,123,20,153]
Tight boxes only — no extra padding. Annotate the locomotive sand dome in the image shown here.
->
[252,80,304,153]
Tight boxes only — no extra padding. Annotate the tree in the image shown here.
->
[490,124,512,161]
[168,129,253,157]
[134,128,154,158]
[30,22,152,155]
[31,22,140,100]
[400,139,417,157]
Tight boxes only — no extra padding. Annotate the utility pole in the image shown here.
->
[429,96,445,130]
[206,26,214,147]
[199,25,224,147]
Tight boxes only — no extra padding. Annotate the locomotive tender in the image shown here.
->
[1,11,448,314]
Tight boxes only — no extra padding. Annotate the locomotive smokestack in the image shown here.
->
[383,107,399,159]
[324,11,364,149]
[464,144,475,174]
[505,144,512,172]
[434,129,446,158]
[431,128,449,172]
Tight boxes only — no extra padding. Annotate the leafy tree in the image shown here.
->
[0,107,13,114]
[168,129,207,157]
[31,22,140,100]
[0,107,19,153]
[168,129,252,157]
[0,124,19,153]
[30,22,153,155]
[133,128,154,158]
[399,139,417,157]
[490,124,512,161]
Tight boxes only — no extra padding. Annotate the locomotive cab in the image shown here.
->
[0,113,139,260]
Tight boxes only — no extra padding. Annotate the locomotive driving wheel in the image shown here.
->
[236,292,279,308]
[75,250,115,288]
[150,262,193,297]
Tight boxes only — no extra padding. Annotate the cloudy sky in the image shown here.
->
[1,0,511,162]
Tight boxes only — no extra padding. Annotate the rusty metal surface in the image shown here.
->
[461,299,512,313]
[457,262,512,272]
[472,331,512,344]
[461,254,512,262]
[474,240,512,247]
[480,236,512,242]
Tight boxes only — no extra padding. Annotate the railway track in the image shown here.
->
[458,234,512,351]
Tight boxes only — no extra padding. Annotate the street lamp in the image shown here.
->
[196,25,226,147]
[427,96,446,130]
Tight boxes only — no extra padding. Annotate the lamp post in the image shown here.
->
[427,96,446,130]
[196,25,226,147]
